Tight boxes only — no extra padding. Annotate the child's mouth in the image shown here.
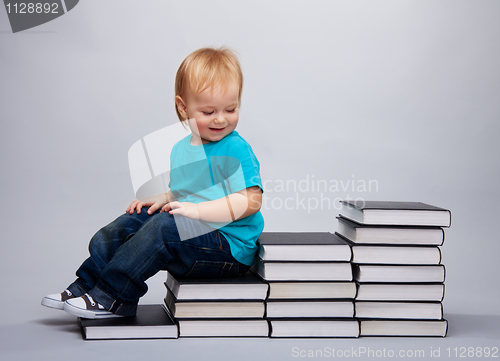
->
[209,127,225,133]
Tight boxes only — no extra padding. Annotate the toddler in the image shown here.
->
[41,47,264,318]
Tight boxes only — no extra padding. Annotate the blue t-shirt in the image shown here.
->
[168,130,264,266]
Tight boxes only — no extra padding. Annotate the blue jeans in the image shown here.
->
[66,208,249,316]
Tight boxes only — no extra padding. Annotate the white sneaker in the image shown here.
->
[41,290,75,310]
[63,294,123,319]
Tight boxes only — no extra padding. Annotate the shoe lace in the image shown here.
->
[85,294,96,307]
[65,289,72,297]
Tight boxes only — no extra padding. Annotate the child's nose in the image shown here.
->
[214,114,225,123]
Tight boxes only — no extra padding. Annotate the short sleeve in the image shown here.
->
[229,149,262,193]
[207,137,262,195]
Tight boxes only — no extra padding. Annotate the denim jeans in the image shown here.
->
[66,208,250,316]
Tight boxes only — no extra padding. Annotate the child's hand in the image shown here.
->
[166,201,200,220]
[126,194,169,215]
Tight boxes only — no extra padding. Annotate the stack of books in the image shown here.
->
[78,200,452,340]
[335,200,451,337]
[162,271,270,337]
[252,232,360,338]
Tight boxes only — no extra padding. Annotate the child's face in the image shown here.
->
[177,82,239,145]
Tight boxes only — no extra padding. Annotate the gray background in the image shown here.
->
[1,0,499,360]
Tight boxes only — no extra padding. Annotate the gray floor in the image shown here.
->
[2,311,499,361]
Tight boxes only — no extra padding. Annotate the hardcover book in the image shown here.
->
[164,271,268,300]
[359,319,448,337]
[257,232,352,261]
[267,281,357,300]
[355,283,445,302]
[355,302,443,320]
[79,304,178,340]
[353,264,446,283]
[269,318,360,338]
[336,216,445,245]
[252,258,353,281]
[164,288,265,319]
[339,201,451,227]
[349,244,442,265]
[266,300,354,318]
[177,319,270,337]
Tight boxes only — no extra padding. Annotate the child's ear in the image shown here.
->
[175,96,188,119]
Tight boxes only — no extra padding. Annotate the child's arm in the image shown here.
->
[163,186,262,222]
[126,191,177,215]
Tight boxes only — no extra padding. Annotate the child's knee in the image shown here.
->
[149,212,178,234]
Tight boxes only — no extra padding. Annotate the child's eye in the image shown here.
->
[202,111,214,116]
[226,109,236,113]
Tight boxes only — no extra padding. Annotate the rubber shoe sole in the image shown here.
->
[41,295,65,310]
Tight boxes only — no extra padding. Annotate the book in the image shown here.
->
[355,302,443,320]
[79,304,178,340]
[339,201,451,227]
[336,216,445,245]
[252,258,353,281]
[360,319,448,337]
[356,283,445,302]
[266,300,354,318]
[268,281,357,300]
[177,319,269,337]
[257,232,352,261]
[353,264,445,283]
[349,245,442,264]
[165,271,268,300]
[269,319,360,338]
[164,288,265,319]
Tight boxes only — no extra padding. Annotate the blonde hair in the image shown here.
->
[175,47,243,121]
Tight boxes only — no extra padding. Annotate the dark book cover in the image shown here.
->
[337,216,446,235]
[341,200,450,212]
[258,232,350,246]
[340,201,452,227]
[79,304,178,340]
[167,270,267,286]
[257,232,352,262]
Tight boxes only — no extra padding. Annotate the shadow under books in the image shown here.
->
[35,316,81,335]
[34,313,500,340]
